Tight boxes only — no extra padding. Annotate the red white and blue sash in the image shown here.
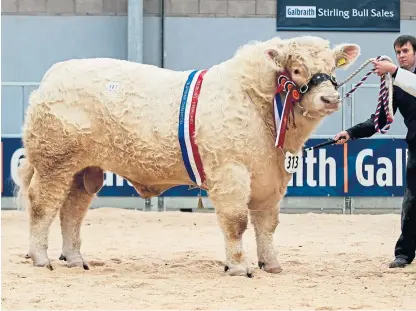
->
[178,69,207,187]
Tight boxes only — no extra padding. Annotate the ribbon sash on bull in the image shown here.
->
[178,69,208,188]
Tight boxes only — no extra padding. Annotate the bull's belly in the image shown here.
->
[102,153,191,198]
[97,146,187,185]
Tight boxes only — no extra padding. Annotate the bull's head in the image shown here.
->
[263,36,360,118]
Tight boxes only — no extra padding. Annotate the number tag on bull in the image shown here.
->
[284,151,301,173]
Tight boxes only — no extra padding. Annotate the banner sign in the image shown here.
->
[276,0,400,32]
[1,137,408,198]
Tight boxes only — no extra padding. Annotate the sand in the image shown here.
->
[1,207,415,310]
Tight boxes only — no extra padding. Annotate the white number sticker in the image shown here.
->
[106,82,120,91]
[284,151,302,174]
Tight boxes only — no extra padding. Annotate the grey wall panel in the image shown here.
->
[1,15,163,136]
[2,87,24,135]
[1,16,128,83]
[143,16,163,67]
[164,19,415,81]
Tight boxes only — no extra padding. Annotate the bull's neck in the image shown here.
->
[282,104,323,153]
[218,58,277,100]
[246,90,323,154]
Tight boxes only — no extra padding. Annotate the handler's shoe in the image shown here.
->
[389,257,408,268]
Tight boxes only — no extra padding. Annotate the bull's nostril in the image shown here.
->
[320,96,331,104]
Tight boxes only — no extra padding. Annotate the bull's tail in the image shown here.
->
[14,158,35,211]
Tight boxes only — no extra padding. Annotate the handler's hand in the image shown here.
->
[372,60,397,76]
[334,131,350,145]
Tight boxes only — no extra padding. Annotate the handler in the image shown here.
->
[334,35,416,269]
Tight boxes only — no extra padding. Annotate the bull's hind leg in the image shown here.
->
[59,168,103,269]
[209,163,252,277]
[27,170,73,269]
[249,204,282,273]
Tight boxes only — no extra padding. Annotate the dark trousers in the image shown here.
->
[394,149,416,263]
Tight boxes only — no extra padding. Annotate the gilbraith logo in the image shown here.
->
[286,6,317,18]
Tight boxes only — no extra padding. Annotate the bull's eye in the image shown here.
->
[294,69,300,74]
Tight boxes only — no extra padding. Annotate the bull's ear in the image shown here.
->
[332,43,361,69]
[265,48,279,61]
[265,48,286,70]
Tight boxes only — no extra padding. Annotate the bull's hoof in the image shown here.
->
[258,261,282,274]
[60,253,89,270]
[29,252,53,270]
[223,264,253,277]
[66,260,90,270]
[33,261,54,270]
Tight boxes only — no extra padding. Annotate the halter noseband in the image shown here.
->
[300,73,339,94]
[276,71,338,96]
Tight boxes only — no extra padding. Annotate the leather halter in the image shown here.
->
[273,70,338,149]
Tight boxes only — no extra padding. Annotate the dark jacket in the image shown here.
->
[346,67,416,148]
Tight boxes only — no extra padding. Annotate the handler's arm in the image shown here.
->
[345,116,377,140]
[393,68,416,97]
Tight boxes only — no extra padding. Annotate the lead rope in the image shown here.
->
[337,55,394,133]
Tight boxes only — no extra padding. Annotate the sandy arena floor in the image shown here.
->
[1,207,415,310]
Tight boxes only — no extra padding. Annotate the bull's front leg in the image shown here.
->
[249,203,282,274]
[209,163,252,277]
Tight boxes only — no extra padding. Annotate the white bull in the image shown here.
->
[17,35,360,277]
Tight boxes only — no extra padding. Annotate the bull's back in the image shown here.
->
[23,58,191,173]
